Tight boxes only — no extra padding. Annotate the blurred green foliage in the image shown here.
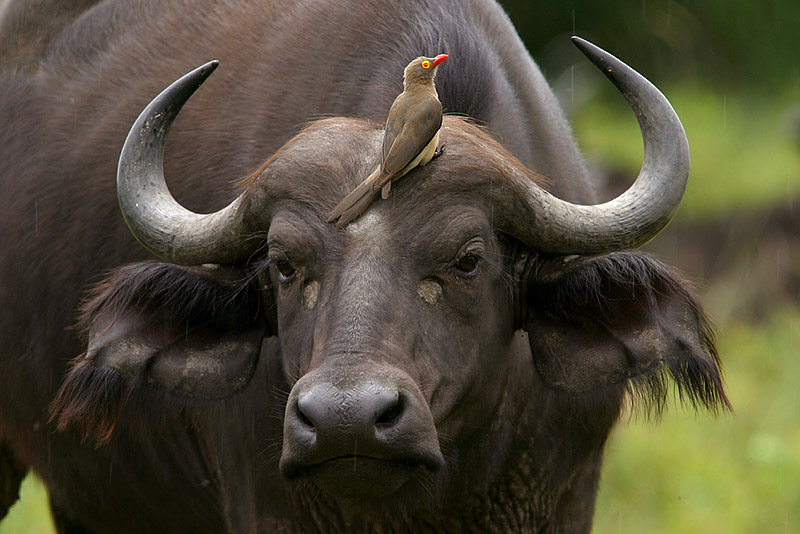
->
[501,0,800,93]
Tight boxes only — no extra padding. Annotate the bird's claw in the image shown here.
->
[433,143,445,159]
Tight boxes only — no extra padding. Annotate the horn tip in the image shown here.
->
[195,60,220,81]
[570,36,611,69]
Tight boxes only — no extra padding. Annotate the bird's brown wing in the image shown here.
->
[380,94,442,180]
[327,94,442,226]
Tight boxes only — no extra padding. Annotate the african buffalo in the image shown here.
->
[0,0,728,532]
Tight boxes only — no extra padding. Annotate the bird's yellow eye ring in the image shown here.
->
[421,61,431,69]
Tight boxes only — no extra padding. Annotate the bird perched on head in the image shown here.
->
[327,54,448,227]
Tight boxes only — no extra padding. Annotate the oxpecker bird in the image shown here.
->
[327,54,447,227]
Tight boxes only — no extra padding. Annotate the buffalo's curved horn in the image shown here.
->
[117,61,256,265]
[500,37,690,255]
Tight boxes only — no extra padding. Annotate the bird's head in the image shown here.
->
[403,54,448,87]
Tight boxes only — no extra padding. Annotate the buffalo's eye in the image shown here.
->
[452,254,481,277]
[274,259,297,282]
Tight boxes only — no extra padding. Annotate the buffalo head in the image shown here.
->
[53,38,728,525]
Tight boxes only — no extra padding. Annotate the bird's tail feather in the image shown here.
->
[326,170,381,227]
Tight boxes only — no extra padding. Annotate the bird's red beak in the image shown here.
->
[432,54,448,67]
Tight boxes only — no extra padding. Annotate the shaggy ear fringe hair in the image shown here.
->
[75,261,262,331]
[51,361,178,446]
[50,262,263,446]
[533,251,732,418]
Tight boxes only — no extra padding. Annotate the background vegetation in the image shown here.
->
[2,0,798,532]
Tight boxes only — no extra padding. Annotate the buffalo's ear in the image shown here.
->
[51,262,271,444]
[524,252,730,413]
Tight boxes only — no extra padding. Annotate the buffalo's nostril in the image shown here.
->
[375,394,404,427]
[294,398,315,430]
